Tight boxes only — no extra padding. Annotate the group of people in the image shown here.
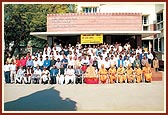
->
[4,41,160,84]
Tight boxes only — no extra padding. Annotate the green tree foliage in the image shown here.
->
[4,4,77,57]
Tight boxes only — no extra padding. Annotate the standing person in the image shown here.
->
[33,56,39,70]
[15,56,20,71]
[38,56,44,71]
[74,66,83,84]
[108,64,117,84]
[9,61,17,83]
[26,56,34,68]
[104,57,110,70]
[117,55,124,68]
[68,56,75,68]
[134,64,142,83]
[61,55,68,69]
[133,56,141,69]
[15,66,25,84]
[4,61,11,83]
[117,64,126,83]
[58,64,65,85]
[20,56,27,69]
[64,65,75,84]
[125,64,134,83]
[153,57,159,72]
[50,65,59,84]
[92,57,98,70]
[43,56,51,70]
[124,56,131,69]
[98,64,108,84]
[147,51,154,67]
[141,56,148,68]
[50,55,56,69]
[143,63,152,83]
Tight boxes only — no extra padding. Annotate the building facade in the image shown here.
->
[30,2,165,60]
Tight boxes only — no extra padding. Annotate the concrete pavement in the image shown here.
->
[3,81,165,112]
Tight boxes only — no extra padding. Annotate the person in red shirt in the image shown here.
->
[15,56,20,72]
[81,63,87,74]
[20,56,27,69]
[25,52,31,61]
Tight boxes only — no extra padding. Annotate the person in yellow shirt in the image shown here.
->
[117,64,126,83]
[98,64,108,84]
[134,64,142,83]
[125,64,134,83]
[108,64,117,84]
[143,63,152,83]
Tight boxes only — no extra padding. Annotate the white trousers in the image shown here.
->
[15,75,24,83]
[64,75,75,84]
[23,76,31,83]
[58,75,65,85]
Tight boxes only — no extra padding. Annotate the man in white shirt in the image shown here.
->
[68,56,75,68]
[16,66,25,84]
[10,61,17,83]
[32,65,42,84]
[104,57,110,70]
[124,57,131,68]
[4,61,11,83]
[147,51,154,66]
[98,56,105,69]
[136,46,142,54]
[64,65,75,84]
[129,54,135,66]
[81,55,89,66]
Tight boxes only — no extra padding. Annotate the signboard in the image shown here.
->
[81,34,103,44]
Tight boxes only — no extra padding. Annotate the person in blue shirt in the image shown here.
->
[26,56,34,68]
[50,65,59,84]
[61,55,68,68]
[96,47,103,56]
[117,55,124,68]
[43,56,51,70]
[140,50,147,60]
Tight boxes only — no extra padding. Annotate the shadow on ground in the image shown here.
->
[4,87,77,111]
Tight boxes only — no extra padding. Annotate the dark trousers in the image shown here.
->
[50,76,56,84]
[4,71,11,83]
[75,76,82,84]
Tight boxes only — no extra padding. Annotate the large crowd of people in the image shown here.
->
[4,41,160,84]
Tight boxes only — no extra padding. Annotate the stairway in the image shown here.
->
[151,68,163,81]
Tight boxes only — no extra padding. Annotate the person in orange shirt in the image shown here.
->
[134,64,142,83]
[117,64,126,83]
[108,64,117,84]
[143,63,152,83]
[125,64,134,83]
[98,64,108,84]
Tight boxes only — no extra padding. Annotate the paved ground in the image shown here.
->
[3,80,165,112]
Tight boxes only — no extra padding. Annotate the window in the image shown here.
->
[142,16,149,24]
[154,39,158,51]
[143,26,149,31]
[82,7,98,13]
[157,12,163,23]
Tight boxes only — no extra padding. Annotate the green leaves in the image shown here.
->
[4,4,77,56]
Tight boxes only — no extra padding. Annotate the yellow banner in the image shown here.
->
[81,34,103,44]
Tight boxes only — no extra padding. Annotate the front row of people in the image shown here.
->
[14,62,152,84]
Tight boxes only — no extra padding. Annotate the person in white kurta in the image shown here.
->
[41,67,50,84]
[64,65,75,84]
[10,61,17,83]
[16,66,25,83]
[32,66,42,83]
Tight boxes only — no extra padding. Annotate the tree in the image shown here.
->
[4,4,77,57]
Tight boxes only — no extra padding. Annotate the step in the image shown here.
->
[152,71,163,81]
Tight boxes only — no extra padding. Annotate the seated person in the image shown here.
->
[32,65,42,84]
[41,66,50,84]
[125,64,134,83]
[84,64,98,84]
[58,64,65,85]
[108,64,117,84]
[24,66,33,84]
[117,64,126,83]
[15,66,25,84]
[64,65,75,84]
[50,65,59,84]
[98,64,108,84]
[134,64,142,83]
[143,63,152,83]
[74,66,83,84]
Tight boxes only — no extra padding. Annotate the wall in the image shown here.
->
[47,13,142,32]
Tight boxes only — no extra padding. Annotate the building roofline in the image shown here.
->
[30,31,161,40]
